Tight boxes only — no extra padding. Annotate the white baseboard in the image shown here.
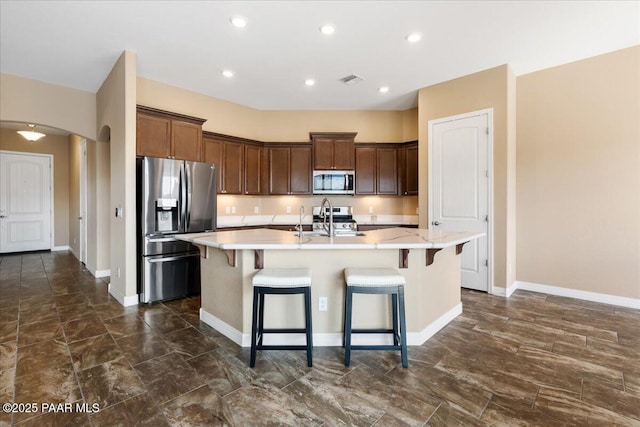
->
[68,246,80,260]
[94,269,111,278]
[409,303,463,345]
[52,245,70,252]
[88,267,111,278]
[200,302,463,348]
[200,309,244,346]
[510,281,639,309]
[108,284,139,307]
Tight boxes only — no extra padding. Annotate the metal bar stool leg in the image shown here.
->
[398,286,408,368]
[344,287,354,367]
[304,287,313,367]
[257,290,266,348]
[392,292,399,346]
[250,286,260,368]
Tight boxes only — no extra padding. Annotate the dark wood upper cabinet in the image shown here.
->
[401,142,418,195]
[202,135,223,192]
[377,147,398,195]
[268,145,312,195]
[136,113,171,158]
[290,146,312,194]
[223,142,244,194]
[310,132,356,170]
[202,133,244,194]
[268,147,291,195]
[355,147,376,194]
[244,144,263,195]
[136,106,206,161]
[355,144,398,195]
[171,121,202,161]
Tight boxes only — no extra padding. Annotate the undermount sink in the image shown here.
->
[293,231,366,237]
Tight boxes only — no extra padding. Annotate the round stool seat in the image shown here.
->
[344,268,406,287]
[253,268,312,288]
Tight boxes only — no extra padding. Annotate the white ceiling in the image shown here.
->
[1,1,638,111]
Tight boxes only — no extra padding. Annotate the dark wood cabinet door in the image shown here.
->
[290,146,312,194]
[313,138,334,170]
[404,144,418,195]
[377,147,398,195]
[136,113,171,158]
[269,147,290,195]
[244,145,263,195]
[333,138,355,170]
[171,121,202,161]
[202,136,223,193]
[355,147,376,194]
[222,142,244,194]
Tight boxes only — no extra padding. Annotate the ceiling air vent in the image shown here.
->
[339,74,364,85]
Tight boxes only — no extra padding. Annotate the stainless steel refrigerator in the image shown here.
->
[137,156,216,303]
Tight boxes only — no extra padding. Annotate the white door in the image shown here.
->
[79,140,88,263]
[429,111,490,292]
[0,152,52,253]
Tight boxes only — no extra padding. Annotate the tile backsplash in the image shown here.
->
[217,195,418,217]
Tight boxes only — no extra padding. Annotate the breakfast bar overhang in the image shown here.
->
[177,228,484,347]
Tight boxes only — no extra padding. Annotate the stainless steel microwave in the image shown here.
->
[313,171,355,195]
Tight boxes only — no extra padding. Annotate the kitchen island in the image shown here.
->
[177,227,483,347]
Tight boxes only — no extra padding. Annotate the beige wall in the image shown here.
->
[137,77,263,141]
[418,65,516,290]
[68,135,82,257]
[259,110,406,142]
[97,51,136,301]
[516,46,640,299]
[0,74,96,141]
[137,77,416,143]
[0,128,70,248]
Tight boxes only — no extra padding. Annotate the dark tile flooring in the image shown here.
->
[1,251,639,426]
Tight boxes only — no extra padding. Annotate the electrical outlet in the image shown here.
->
[286,206,292,213]
[225,206,231,214]
[368,206,374,214]
[416,207,419,214]
[319,297,328,311]
[254,206,259,214]
[231,206,236,214]
[117,267,121,278]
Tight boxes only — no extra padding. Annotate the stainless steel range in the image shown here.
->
[312,205,358,235]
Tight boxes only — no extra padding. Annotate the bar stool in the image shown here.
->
[343,267,408,368]
[250,268,313,368]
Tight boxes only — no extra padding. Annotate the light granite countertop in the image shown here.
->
[177,227,483,250]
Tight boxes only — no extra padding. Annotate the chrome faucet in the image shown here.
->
[295,205,304,232]
[320,197,334,237]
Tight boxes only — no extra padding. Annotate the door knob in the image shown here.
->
[0,215,6,218]
[78,216,83,220]
[432,221,441,226]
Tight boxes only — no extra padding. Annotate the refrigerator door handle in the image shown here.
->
[146,253,199,263]
[178,162,186,233]
[185,162,192,230]
[147,237,179,243]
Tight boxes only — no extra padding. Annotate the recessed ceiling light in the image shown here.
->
[379,86,390,93]
[319,24,335,35]
[230,16,247,28]
[222,70,234,78]
[305,79,315,86]
[405,32,422,43]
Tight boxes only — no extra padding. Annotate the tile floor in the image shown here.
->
[0,251,639,426]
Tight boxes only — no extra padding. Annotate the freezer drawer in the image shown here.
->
[140,252,201,303]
